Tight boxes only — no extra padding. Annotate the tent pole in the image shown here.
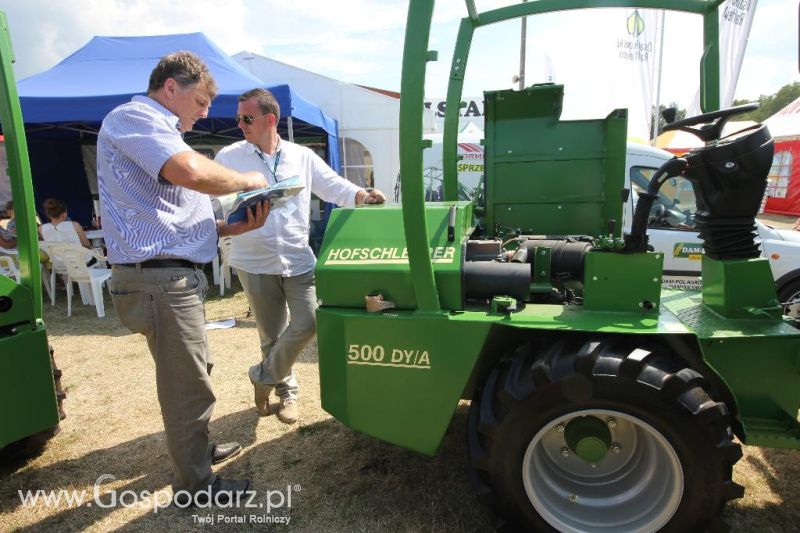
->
[651,9,666,146]
[287,116,295,142]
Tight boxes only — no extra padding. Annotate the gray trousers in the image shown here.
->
[108,265,215,493]
[239,269,317,401]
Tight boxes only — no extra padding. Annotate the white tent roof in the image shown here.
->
[232,51,437,196]
[765,96,800,139]
[234,51,402,131]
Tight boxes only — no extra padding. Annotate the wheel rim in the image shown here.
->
[522,409,683,533]
[782,287,800,315]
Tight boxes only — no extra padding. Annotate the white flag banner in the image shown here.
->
[544,52,557,84]
[688,0,758,115]
[607,9,663,143]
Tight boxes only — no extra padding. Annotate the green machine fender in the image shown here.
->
[0,276,59,448]
[317,309,491,455]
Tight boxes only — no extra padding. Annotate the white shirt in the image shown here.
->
[41,221,83,246]
[215,138,363,276]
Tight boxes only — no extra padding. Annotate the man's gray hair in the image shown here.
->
[148,51,218,99]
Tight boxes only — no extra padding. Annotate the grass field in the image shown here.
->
[1,279,799,532]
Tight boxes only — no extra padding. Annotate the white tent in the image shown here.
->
[234,51,435,197]
[765,96,800,140]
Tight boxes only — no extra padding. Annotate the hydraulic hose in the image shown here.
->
[624,157,688,253]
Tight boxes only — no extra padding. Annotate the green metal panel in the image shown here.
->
[583,251,663,313]
[0,325,59,447]
[661,290,800,449]
[483,85,626,238]
[0,273,35,328]
[316,202,473,311]
[0,11,42,317]
[702,257,779,319]
[317,308,491,455]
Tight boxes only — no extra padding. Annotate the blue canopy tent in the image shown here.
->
[14,32,340,226]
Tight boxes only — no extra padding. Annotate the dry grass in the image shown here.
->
[1,278,799,532]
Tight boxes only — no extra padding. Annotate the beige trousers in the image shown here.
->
[239,269,317,401]
[109,265,215,492]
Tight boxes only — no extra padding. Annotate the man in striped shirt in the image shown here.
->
[97,51,268,506]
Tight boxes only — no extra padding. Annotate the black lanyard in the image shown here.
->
[255,147,281,184]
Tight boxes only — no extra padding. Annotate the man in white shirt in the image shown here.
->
[215,88,386,424]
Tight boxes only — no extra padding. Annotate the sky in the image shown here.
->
[1,0,797,118]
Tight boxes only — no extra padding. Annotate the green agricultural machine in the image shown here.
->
[315,1,800,531]
[0,12,64,454]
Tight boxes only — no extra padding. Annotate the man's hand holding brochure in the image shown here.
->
[218,175,304,224]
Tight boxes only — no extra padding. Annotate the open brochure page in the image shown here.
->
[218,176,304,224]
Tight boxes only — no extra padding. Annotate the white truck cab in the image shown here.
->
[624,143,800,305]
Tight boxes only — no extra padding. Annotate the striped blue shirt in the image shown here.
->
[97,95,217,264]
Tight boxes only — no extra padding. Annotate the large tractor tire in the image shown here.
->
[467,337,743,532]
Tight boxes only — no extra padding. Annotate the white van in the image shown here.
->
[624,143,800,305]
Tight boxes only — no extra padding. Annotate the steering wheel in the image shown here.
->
[662,103,759,143]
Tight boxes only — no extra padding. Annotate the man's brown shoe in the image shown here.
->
[254,384,271,416]
[277,399,298,424]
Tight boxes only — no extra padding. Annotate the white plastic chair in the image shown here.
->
[1,250,55,301]
[44,242,111,317]
[40,241,93,307]
[217,236,234,295]
[0,254,19,282]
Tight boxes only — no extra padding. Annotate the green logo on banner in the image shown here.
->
[627,10,645,38]
[673,242,704,260]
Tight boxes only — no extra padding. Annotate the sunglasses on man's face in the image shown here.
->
[235,114,271,125]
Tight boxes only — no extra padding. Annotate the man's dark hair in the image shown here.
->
[238,88,281,122]
[148,51,218,99]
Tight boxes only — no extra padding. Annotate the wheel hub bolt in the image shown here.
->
[607,418,617,429]
[611,443,622,454]
[555,424,565,433]
[560,447,570,457]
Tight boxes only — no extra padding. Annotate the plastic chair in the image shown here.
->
[1,251,54,301]
[0,254,19,282]
[40,241,92,307]
[216,236,234,295]
[44,242,111,317]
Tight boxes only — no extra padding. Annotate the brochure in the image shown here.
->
[219,176,304,224]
